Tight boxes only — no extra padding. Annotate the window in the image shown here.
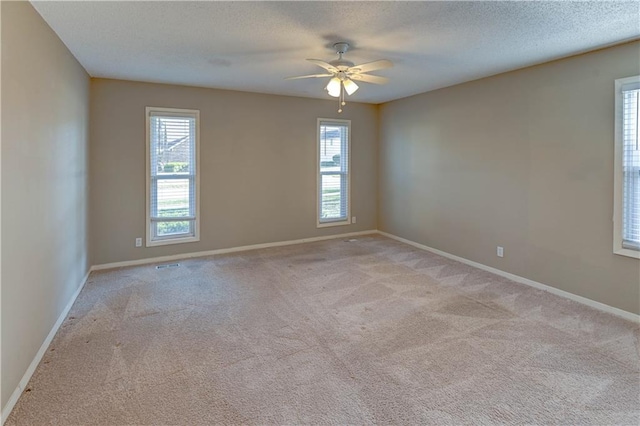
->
[317,119,350,227]
[146,107,200,246]
[614,76,640,258]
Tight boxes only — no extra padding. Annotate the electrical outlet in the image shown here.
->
[497,246,504,258]
[352,216,357,224]
[135,237,142,248]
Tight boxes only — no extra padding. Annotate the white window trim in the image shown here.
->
[613,76,640,259]
[145,106,201,247]
[317,118,351,228]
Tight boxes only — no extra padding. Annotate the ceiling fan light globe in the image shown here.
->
[327,87,341,97]
[326,77,341,97]
[343,79,359,95]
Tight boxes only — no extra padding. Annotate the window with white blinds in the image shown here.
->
[614,76,640,258]
[317,119,350,226]
[146,107,200,246]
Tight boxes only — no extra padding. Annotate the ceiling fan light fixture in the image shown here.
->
[326,77,341,97]
[288,41,393,113]
[343,79,359,95]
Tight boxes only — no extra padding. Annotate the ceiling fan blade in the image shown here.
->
[350,73,389,85]
[349,59,393,74]
[306,59,338,73]
[285,73,333,80]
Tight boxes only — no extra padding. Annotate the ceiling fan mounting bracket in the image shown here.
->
[330,42,354,68]
[333,42,350,55]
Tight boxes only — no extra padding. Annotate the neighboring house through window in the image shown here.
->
[317,119,350,227]
[614,76,640,258]
[146,107,200,246]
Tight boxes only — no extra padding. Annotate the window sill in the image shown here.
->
[613,248,640,259]
[317,219,351,228]
[146,235,199,247]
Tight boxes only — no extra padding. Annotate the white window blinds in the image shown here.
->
[318,120,350,225]
[147,108,199,245]
[622,83,640,250]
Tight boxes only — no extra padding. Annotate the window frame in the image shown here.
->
[145,106,201,247]
[317,118,351,228]
[613,75,640,259]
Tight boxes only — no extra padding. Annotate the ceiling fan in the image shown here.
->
[286,42,393,113]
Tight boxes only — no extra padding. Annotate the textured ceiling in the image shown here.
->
[31,1,640,104]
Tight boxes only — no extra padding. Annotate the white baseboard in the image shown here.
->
[378,231,640,323]
[1,270,91,425]
[91,230,378,271]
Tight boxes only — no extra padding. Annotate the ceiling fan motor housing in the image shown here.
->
[330,60,355,70]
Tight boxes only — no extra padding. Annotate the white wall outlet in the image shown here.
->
[497,246,504,258]
[135,237,142,248]
[352,216,356,224]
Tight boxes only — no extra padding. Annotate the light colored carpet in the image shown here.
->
[6,235,640,425]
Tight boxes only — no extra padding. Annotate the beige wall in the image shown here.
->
[90,79,377,265]
[1,1,90,409]
[379,41,640,315]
